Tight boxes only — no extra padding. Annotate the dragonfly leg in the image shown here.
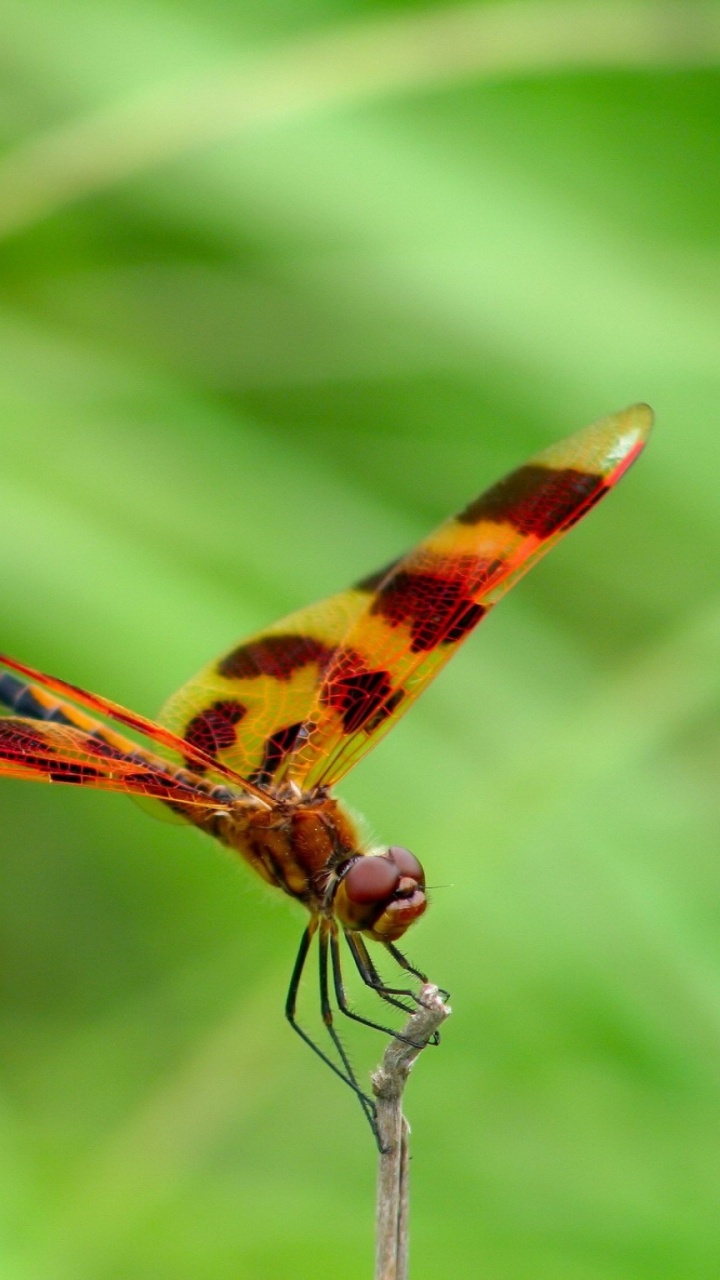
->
[344,932,445,1047]
[317,923,379,1140]
[385,939,450,1003]
[335,930,433,1049]
[285,920,379,1143]
[344,930,417,1015]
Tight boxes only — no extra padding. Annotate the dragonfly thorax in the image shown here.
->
[207,792,426,940]
[208,790,358,907]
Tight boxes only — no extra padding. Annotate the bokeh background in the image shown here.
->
[0,1,719,1276]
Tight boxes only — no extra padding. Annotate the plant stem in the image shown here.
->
[372,984,450,1280]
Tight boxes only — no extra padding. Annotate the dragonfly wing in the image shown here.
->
[282,404,653,789]
[0,653,269,801]
[0,715,221,810]
[159,592,370,788]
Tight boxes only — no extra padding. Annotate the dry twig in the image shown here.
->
[371,984,451,1280]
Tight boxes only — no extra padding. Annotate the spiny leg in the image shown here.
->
[285,920,377,1136]
[317,923,379,1139]
[383,939,427,984]
[341,930,416,1020]
[336,930,434,1050]
[346,933,444,1047]
[385,939,450,1003]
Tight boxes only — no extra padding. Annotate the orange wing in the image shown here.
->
[0,714,223,809]
[159,590,370,787]
[0,658,270,806]
[159,404,651,795]
[281,404,653,789]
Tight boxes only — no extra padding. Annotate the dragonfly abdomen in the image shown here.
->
[0,672,76,725]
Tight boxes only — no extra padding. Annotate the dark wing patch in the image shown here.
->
[369,558,494,653]
[250,721,305,788]
[321,658,394,733]
[459,464,606,536]
[183,699,247,770]
[217,634,333,682]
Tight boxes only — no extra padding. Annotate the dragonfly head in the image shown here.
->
[333,846,427,942]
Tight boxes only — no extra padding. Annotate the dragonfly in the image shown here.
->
[0,404,651,1140]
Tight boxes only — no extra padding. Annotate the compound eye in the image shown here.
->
[387,845,424,884]
[343,857,400,906]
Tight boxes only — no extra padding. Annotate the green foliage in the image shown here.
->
[0,2,719,1275]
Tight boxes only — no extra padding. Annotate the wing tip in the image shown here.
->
[601,402,654,485]
[612,401,654,443]
[534,402,653,482]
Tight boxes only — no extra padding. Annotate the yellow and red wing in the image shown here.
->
[0,658,269,805]
[0,715,221,808]
[159,593,368,787]
[160,404,651,794]
[281,404,653,788]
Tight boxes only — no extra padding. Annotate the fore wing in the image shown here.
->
[159,592,370,787]
[281,404,653,789]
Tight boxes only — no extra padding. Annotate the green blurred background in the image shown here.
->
[0,1,718,1276]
